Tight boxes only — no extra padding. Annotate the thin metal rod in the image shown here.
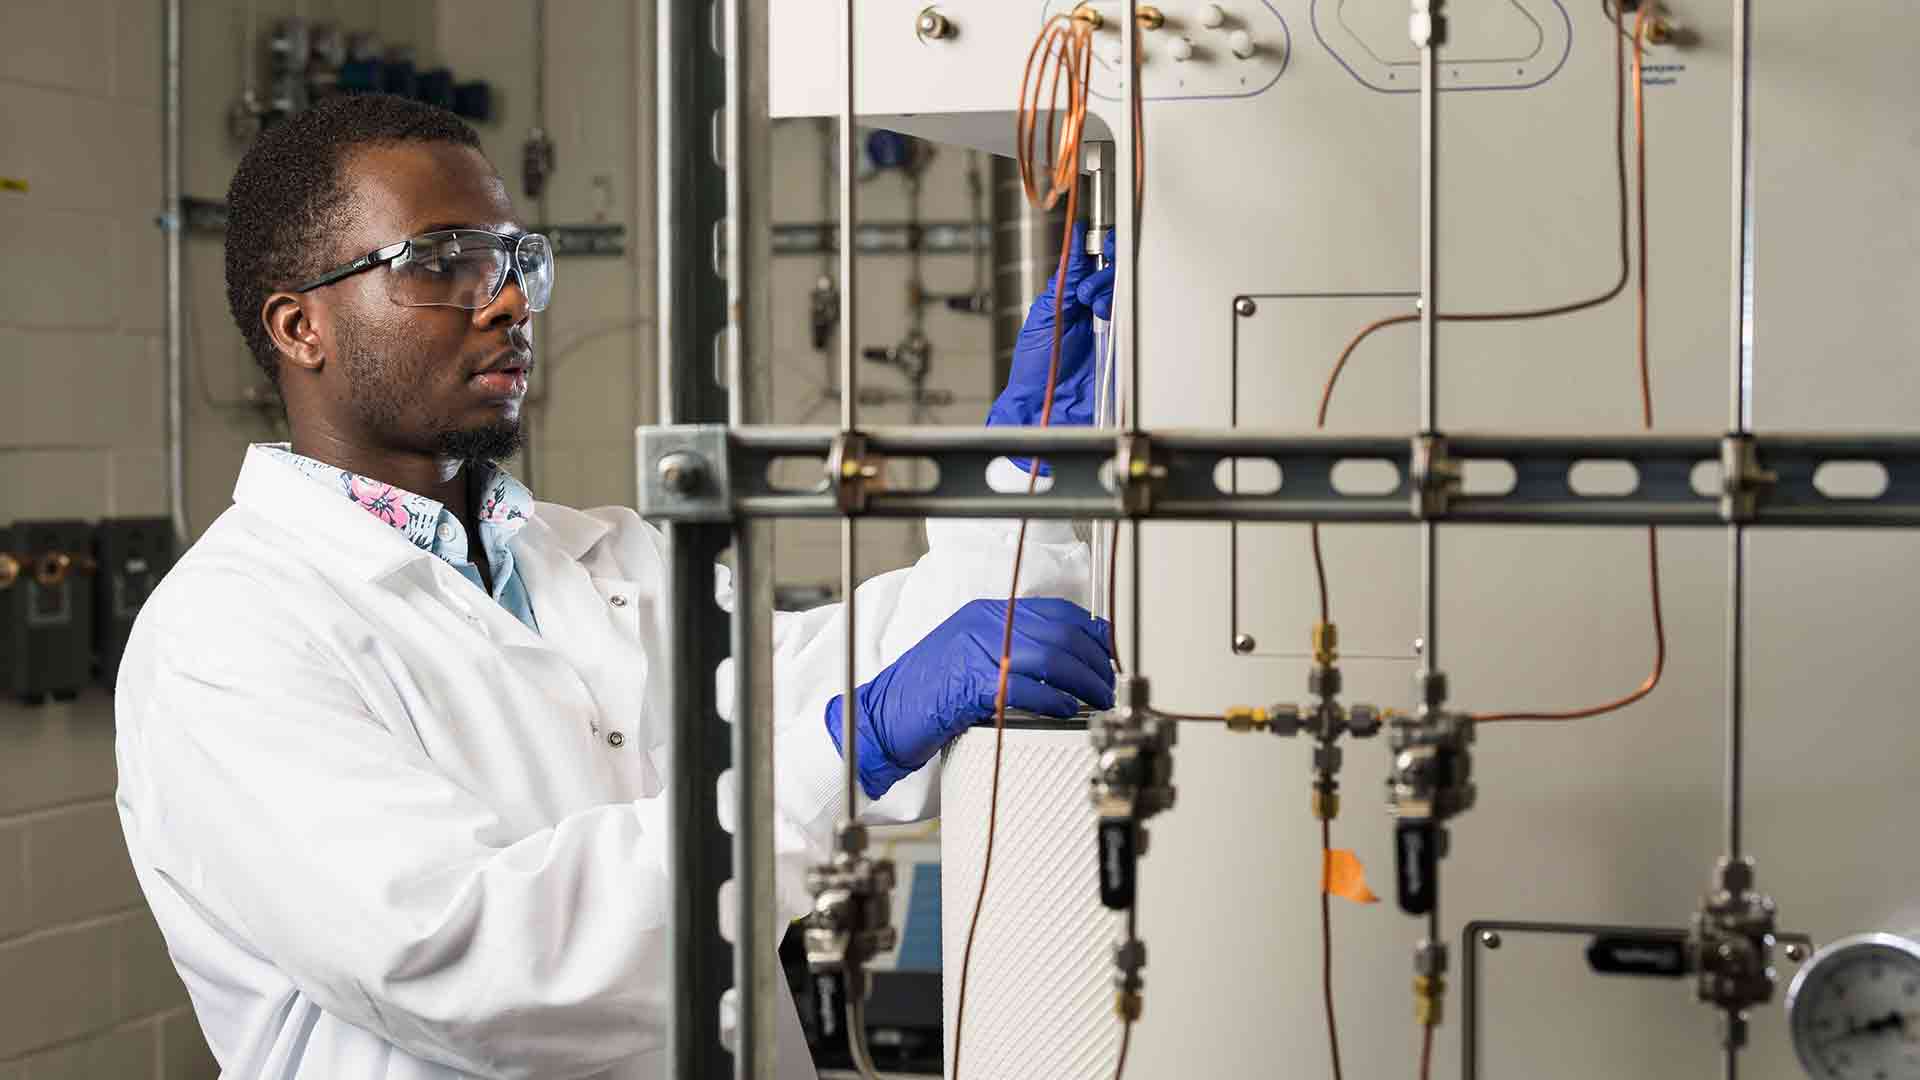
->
[1722,0,1757,865]
[839,0,859,435]
[1418,1,1440,435]
[1724,525,1745,858]
[1724,1042,1738,1080]
[838,0,861,821]
[1421,524,1438,672]
[1120,2,1140,437]
[1416,0,1442,668]
[1730,0,1755,435]
[163,0,186,545]
[1120,1,1143,675]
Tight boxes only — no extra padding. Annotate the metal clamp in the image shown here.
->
[1719,434,1777,522]
[635,425,732,522]
[1411,434,1461,518]
[1687,856,1778,1049]
[827,431,884,514]
[1113,434,1166,516]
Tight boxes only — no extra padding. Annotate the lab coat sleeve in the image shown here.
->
[729,457,1091,905]
[126,578,679,1080]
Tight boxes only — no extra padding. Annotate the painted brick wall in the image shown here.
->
[0,2,435,1074]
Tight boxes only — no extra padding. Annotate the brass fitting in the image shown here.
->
[1312,788,1340,821]
[0,552,18,590]
[1414,975,1447,1027]
[1136,5,1166,29]
[1312,621,1339,666]
[1224,705,1269,733]
[1115,990,1142,1021]
[1071,3,1104,28]
[1645,15,1677,44]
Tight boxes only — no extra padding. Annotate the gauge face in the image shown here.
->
[1787,934,1920,1080]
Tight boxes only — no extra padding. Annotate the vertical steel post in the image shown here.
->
[657,1,747,1074]
[722,0,776,1075]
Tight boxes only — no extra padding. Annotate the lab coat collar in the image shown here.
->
[231,444,459,583]
[516,499,614,563]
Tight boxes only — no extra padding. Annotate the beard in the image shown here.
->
[433,420,523,464]
[336,318,524,465]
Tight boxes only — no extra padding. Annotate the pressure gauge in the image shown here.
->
[1786,933,1920,1079]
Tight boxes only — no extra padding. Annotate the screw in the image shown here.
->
[1234,297,1257,317]
[1232,632,1256,654]
[1479,930,1502,950]
[657,452,707,495]
[1784,942,1809,963]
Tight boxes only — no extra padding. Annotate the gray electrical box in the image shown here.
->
[93,518,174,687]
[1,520,97,705]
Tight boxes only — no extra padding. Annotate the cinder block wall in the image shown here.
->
[0,2,434,1075]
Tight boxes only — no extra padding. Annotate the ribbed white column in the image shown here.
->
[941,725,1120,1079]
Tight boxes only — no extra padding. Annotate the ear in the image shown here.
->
[262,292,327,374]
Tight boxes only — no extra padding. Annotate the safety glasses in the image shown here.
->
[291,229,553,313]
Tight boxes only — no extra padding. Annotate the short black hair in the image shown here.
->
[224,94,483,385]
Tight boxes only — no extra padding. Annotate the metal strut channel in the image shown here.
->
[633,426,1920,526]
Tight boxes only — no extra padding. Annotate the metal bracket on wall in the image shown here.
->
[636,425,733,522]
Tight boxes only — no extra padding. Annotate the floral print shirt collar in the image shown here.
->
[258,444,539,631]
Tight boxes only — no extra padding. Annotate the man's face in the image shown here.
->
[296,142,535,462]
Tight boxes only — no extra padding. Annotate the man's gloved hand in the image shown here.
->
[986,220,1117,436]
[826,597,1115,799]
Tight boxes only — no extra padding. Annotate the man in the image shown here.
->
[114,94,1118,1079]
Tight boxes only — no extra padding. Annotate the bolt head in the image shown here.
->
[657,452,707,495]
[1480,930,1503,950]
[1232,632,1256,654]
[1784,942,1809,963]
[1234,297,1257,317]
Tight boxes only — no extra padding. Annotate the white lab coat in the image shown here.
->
[114,446,1086,1080]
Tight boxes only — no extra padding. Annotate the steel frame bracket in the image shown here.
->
[1114,433,1166,516]
[1412,434,1462,518]
[637,425,733,522]
[827,431,884,514]
[1719,433,1778,522]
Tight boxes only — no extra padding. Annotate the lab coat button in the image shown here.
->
[607,731,626,748]
[608,594,628,608]
[436,523,456,542]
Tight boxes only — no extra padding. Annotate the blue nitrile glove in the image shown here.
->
[825,597,1116,799]
[986,221,1118,474]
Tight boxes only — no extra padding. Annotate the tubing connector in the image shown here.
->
[1312,621,1339,666]
[802,825,898,1039]
[1414,939,1449,1026]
